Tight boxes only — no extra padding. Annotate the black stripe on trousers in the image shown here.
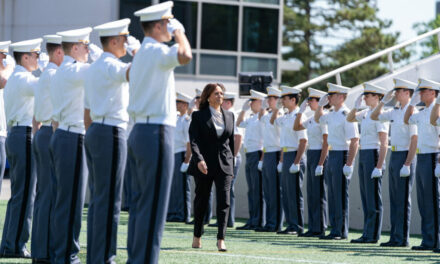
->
[104,127,119,261]
[145,126,165,262]
[373,150,380,241]
[65,134,84,263]
[341,151,347,236]
[258,150,263,227]
[275,151,281,230]
[15,127,32,254]
[432,153,439,248]
[319,172,325,233]
[181,152,189,221]
[295,168,303,229]
[403,175,410,243]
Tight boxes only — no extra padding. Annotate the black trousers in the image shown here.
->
[193,172,233,240]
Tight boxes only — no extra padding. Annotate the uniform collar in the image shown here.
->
[45,62,58,70]
[13,65,28,73]
[101,51,117,60]
[143,36,159,45]
[63,55,75,64]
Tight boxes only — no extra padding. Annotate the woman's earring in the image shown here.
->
[208,99,210,102]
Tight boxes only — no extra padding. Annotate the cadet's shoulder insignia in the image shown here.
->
[330,109,334,112]
[420,108,425,111]
[294,113,297,117]
[390,119,394,123]
[341,111,347,116]
[394,107,399,109]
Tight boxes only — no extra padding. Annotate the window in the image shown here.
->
[241,57,277,77]
[201,4,238,51]
[242,7,279,54]
[243,0,279,5]
[175,53,196,74]
[119,0,152,41]
[200,54,237,76]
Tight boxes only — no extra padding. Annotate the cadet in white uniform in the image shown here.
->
[167,92,192,223]
[272,86,307,235]
[0,38,42,258]
[127,2,192,263]
[315,83,359,240]
[50,27,94,264]
[0,41,13,199]
[256,86,283,232]
[347,83,389,243]
[294,87,329,237]
[31,35,64,263]
[84,19,135,264]
[371,78,418,247]
[236,90,266,230]
[405,78,440,251]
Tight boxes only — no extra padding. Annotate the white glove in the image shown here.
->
[180,162,189,173]
[371,167,382,178]
[409,91,421,106]
[167,18,185,35]
[125,36,141,56]
[3,54,15,67]
[315,165,323,176]
[354,94,363,110]
[435,163,440,178]
[277,162,283,173]
[37,52,49,72]
[289,163,300,174]
[436,93,440,105]
[382,90,395,104]
[318,94,329,107]
[242,99,251,112]
[343,164,353,179]
[257,161,263,171]
[276,100,284,110]
[262,99,269,110]
[299,100,308,113]
[189,98,197,110]
[234,156,237,166]
[400,165,410,177]
[88,43,103,62]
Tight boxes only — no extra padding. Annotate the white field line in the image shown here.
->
[162,249,348,264]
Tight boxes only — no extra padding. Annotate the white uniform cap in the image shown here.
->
[134,1,174,22]
[363,83,387,95]
[57,27,93,44]
[10,38,43,53]
[0,41,11,53]
[393,78,417,90]
[224,92,236,100]
[266,86,281,97]
[250,89,267,100]
[195,88,202,97]
[280,86,301,96]
[307,87,326,99]
[176,91,192,104]
[417,78,440,91]
[94,18,131,37]
[44,35,62,45]
[327,83,350,94]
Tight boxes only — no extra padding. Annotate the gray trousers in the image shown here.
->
[31,126,54,259]
[281,151,305,232]
[0,136,6,193]
[245,150,265,227]
[85,123,127,264]
[262,151,283,230]
[358,149,382,240]
[327,150,350,238]
[126,124,174,264]
[415,153,440,248]
[167,151,191,222]
[0,126,36,255]
[388,151,414,244]
[50,129,87,264]
[306,149,327,233]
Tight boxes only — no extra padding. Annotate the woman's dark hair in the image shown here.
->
[199,83,226,110]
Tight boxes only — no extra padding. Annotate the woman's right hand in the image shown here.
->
[198,161,208,175]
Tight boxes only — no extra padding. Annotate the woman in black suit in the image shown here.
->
[188,83,235,251]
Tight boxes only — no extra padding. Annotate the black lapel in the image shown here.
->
[203,107,218,138]
[220,108,230,138]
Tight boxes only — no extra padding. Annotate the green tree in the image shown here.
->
[413,15,440,57]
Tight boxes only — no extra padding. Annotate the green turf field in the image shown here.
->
[0,200,438,263]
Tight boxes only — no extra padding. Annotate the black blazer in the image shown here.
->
[187,107,235,178]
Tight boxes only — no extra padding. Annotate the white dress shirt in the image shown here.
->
[319,105,359,151]
[303,114,328,150]
[34,62,57,125]
[378,103,417,151]
[84,52,130,129]
[209,106,225,137]
[51,55,90,134]
[128,37,180,127]
[239,111,263,153]
[260,111,281,152]
[355,108,389,150]
[275,108,307,151]
[4,65,37,127]
[408,102,440,153]
[174,113,190,153]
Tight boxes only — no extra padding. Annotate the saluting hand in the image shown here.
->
[381,90,395,104]
[299,100,308,114]
[198,160,208,175]
[318,94,329,107]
